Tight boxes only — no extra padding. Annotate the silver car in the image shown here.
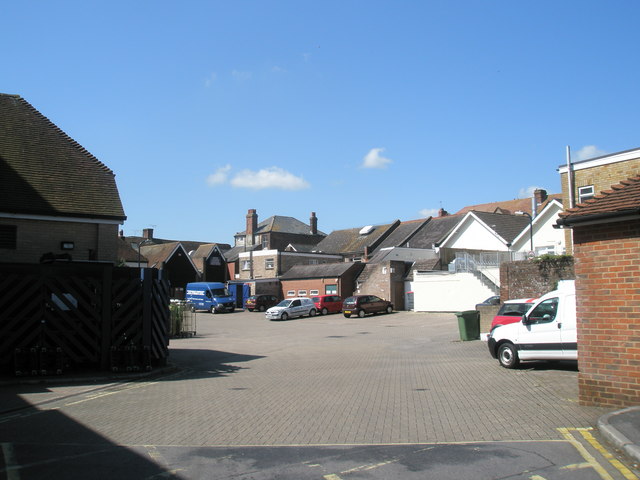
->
[265,297,317,321]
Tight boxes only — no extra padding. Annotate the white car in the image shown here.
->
[265,297,317,321]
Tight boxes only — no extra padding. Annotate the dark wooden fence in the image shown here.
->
[0,262,170,375]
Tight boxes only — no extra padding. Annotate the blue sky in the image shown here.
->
[2,1,639,243]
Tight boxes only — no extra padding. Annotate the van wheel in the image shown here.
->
[281,312,289,321]
[210,306,216,314]
[498,342,519,369]
[358,310,366,318]
[321,307,328,315]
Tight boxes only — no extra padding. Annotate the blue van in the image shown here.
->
[185,282,235,313]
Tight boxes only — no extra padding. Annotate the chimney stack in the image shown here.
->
[143,228,154,240]
[246,209,258,245]
[310,212,318,235]
[438,208,449,217]
[534,189,548,205]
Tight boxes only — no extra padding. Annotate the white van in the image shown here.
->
[487,280,576,368]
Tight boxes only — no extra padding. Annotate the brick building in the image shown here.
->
[279,263,365,299]
[557,175,640,407]
[0,94,126,263]
[558,147,640,253]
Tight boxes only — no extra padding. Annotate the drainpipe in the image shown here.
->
[566,146,575,209]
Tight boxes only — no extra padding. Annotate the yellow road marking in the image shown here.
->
[558,428,615,480]
[578,428,639,480]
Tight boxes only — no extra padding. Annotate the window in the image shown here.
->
[262,235,268,248]
[0,225,17,249]
[309,259,319,265]
[241,260,251,270]
[298,290,307,296]
[382,267,388,274]
[265,258,275,270]
[325,284,337,294]
[578,185,595,203]
[287,290,296,297]
[528,298,558,323]
[310,289,319,296]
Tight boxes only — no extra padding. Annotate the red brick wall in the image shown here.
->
[573,219,640,407]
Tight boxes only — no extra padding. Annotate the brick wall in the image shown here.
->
[500,258,574,300]
[0,217,119,263]
[560,157,640,253]
[356,260,405,308]
[280,278,342,298]
[572,220,640,407]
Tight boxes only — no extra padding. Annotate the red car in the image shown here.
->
[490,298,537,330]
[311,295,343,315]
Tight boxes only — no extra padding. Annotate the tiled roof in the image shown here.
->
[0,94,126,220]
[374,218,430,251]
[237,215,326,236]
[416,215,464,248]
[471,211,531,244]
[558,175,640,225]
[117,237,147,263]
[222,244,261,262]
[455,194,562,216]
[312,222,399,255]
[279,262,364,280]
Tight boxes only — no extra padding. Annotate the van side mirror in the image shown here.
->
[522,314,530,325]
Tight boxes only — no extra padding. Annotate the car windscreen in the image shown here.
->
[497,303,530,316]
[311,297,320,303]
[276,300,292,307]
[343,297,356,305]
[210,288,229,296]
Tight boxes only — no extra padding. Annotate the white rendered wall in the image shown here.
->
[406,272,495,312]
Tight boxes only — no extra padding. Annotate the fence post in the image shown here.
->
[100,264,113,370]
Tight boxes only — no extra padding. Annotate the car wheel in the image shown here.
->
[321,307,328,315]
[259,305,266,312]
[281,312,289,321]
[386,305,393,314]
[190,306,195,313]
[343,313,350,318]
[358,310,366,318]
[498,342,519,369]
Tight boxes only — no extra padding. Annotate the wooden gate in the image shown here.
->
[0,262,170,375]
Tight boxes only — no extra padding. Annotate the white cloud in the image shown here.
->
[574,145,607,161]
[206,165,232,186]
[518,186,541,199]
[232,69,252,81]
[230,167,310,190]
[419,208,439,218]
[204,72,217,88]
[361,147,393,169]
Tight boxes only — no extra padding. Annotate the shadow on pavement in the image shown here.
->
[0,392,183,479]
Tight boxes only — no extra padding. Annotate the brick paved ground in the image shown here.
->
[3,310,608,447]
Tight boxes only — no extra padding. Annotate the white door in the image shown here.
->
[516,297,563,361]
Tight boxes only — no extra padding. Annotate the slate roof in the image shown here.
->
[222,244,261,262]
[279,262,364,280]
[311,221,400,255]
[237,215,326,236]
[471,211,531,244]
[0,94,126,221]
[139,242,197,270]
[416,215,464,248]
[455,194,562,216]
[374,218,430,251]
[557,175,640,226]
[117,237,147,264]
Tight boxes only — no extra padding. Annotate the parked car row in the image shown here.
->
[261,294,394,321]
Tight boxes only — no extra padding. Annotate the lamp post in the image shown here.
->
[137,239,152,268]
[515,211,533,255]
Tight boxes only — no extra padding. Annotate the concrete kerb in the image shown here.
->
[598,406,640,465]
